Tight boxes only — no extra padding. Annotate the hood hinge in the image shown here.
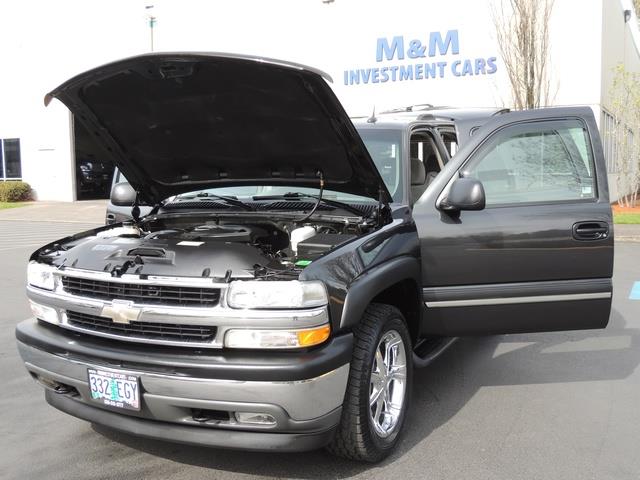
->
[376,185,390,227]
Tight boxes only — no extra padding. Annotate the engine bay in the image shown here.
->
[36,212,376,281]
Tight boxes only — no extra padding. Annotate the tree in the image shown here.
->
[609,65,640,207]
[491,0,555,110]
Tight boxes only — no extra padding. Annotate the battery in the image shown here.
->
[296,233,357,260]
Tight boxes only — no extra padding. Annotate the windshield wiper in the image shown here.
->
[177,192,254,211]
[254,192,368,217]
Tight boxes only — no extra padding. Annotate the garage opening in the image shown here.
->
[73,116,115,200]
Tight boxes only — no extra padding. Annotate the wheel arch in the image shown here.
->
[340,256,422,345]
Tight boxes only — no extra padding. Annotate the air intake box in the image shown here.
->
[296,233,357,260]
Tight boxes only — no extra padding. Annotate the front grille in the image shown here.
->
[66,311,217,344]
[61,276,221,307]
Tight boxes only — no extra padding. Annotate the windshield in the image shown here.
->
[113,128,404,203]
[176,186,376,202]
[115,172,377,203]
[357,128,403,202]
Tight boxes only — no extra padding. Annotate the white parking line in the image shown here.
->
[0,220,101,250]
[0,218,102,224]
[0,244,46,252]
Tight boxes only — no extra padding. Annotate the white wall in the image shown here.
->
[600,0,640,200]
[145,0,509,114]
[548,0,604,109]
[0,0,151,201]
[602,0,640,107]
[0,0,636,201]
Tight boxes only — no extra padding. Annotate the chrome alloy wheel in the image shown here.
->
[369,329,407,438]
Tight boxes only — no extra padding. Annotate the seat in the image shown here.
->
[411,157,427,204]
[424,153,440,187]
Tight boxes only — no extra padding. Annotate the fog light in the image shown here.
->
[29,300,59,324]
[235,412,277,425]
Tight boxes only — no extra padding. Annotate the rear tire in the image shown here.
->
[327,303,413,462]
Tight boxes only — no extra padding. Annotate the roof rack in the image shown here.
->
[416,113,455,121]
[380,103,440,114]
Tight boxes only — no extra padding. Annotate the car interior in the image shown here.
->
[410,131,445,204]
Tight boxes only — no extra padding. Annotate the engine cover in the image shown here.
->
[54,234,280,279]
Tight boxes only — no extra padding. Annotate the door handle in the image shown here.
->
[572,221,609,240]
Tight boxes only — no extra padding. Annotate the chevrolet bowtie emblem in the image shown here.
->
[101,301,141,324]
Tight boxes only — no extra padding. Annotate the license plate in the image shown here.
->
[87,368,140,411]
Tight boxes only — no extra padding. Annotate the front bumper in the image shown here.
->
[16,319,353,451]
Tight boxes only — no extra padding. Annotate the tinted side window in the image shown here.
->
[464,120,596,206]
[438,130,458,158]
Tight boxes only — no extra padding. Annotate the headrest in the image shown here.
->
[424,153,439,171]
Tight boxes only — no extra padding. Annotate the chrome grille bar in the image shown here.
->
[61,276,221,307]
[66,310,217,343]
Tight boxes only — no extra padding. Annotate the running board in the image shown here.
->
[412,337,458,368]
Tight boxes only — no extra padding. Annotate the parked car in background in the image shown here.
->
[18,53,613,462]
[76,158,113,199]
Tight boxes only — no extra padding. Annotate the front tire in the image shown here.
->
[327,303,413,462]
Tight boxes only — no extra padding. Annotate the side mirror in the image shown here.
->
[110,182,137,206]
[440,177,486,212]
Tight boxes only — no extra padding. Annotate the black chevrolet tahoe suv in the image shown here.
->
[17,53,614,462]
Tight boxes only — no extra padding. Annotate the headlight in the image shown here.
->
[27,262,56,290]
[227,280,328,309]
[224,324,330,349]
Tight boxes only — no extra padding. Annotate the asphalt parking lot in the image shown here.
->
[1,213,639,480]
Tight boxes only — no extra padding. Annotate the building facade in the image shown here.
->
[0,0,638,201]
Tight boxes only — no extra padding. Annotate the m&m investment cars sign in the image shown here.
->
[343,30,497,85]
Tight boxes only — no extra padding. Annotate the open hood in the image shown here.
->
[46,53,391,204]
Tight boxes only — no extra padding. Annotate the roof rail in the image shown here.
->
[381,103,435,114]
[417,113,456,121]
[492,108,510,116]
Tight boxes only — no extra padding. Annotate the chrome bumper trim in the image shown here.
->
[425,291,612,308]
[18,341,349,424]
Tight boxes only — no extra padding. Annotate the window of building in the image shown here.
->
[601,110,637,175]
[1,139,22,180]
[464,119,596,206]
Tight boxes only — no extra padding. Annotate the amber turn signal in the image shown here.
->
[296,324,331,347]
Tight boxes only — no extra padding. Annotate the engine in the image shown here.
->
[38,216,364,281]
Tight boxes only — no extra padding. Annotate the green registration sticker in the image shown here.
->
[87,368,140,411]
